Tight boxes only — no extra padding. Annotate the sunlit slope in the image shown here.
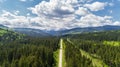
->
[63,30,120,67]
[0,28,25,44]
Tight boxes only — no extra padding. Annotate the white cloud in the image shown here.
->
[79,0,93,3]
[73,14,113,27]
[28,0,76,18]
[27,0,115,30]
[14,10,20,15]
[0,10,30,28]
[27,13,30,16]
[0,0,119,31]
[75,7,89,16]
[113,21,120,25]
[84,2,107,11]
[19,0,26,2]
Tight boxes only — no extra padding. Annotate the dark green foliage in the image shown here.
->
[63,30,120,41]
[64,30,120,67]
[0,37,59,67]
[64,40,93,67]
[0,28,120,67]
[71,39,120,67]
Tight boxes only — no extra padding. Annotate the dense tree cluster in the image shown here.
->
[1,28,120,67]
[64,40,93,67]
[63,30,120,41]
[65,30,120,67]
[0,37,59,67]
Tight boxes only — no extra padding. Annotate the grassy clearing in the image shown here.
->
[67,39,108,67]
[80,49,108,67]
[103,41,120,46]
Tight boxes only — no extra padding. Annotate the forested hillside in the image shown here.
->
[63,30,120,41]
[0,28,120,67]
[0,28,59,67]
[0,28,25,44]
[63,30,120,67]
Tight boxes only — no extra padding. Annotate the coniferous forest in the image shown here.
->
[0,37,59,67]
[63,30,120,67]
[1,0,120,67]
[0,28,59,67]
[0,28,120,67]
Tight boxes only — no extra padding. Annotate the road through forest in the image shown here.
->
[58,39,63,67]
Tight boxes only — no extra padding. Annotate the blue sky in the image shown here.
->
[0,0,40,15]
[0,0,120,30]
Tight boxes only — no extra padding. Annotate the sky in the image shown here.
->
[0,0,120,31]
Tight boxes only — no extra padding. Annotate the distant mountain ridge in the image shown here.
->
[1,24,120,36]
[59,25,120,35]
[13,28,52,37]
[0,24,8,29]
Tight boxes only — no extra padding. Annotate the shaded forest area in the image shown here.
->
[0,37,59,67]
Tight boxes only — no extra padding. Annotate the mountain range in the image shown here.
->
[1,24,120,37]
[59,25,120,35]
[0,24,8,29]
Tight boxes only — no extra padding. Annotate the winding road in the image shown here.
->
[58,39,63,67]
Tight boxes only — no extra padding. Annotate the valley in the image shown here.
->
[0,28,120,67]
[1,0,120,67]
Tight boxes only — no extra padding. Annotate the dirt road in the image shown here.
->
[58,39,63,67]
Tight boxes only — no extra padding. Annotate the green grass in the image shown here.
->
[53,49,59,67]
[62,39,66,67]
[0,29,7,36]
[53,39,60,67]
[67,39,108,67]
[53,39,66,67]
[103,41,120,46]
[80,49,108,67]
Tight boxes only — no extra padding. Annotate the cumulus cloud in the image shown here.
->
[27,0,114,30]
[113,21,120,25]
[84,2,107,11]
[71,14,113,28]
[75,7,89,16]
[0,0,119,31]
[28,0,76,18]
[0,10,30,28]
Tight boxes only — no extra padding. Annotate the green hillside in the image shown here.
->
[0,28,60,67]
[0,28,8,36]
[0,28,25,44]
[0,29,120,67]
[63,30,120,67]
